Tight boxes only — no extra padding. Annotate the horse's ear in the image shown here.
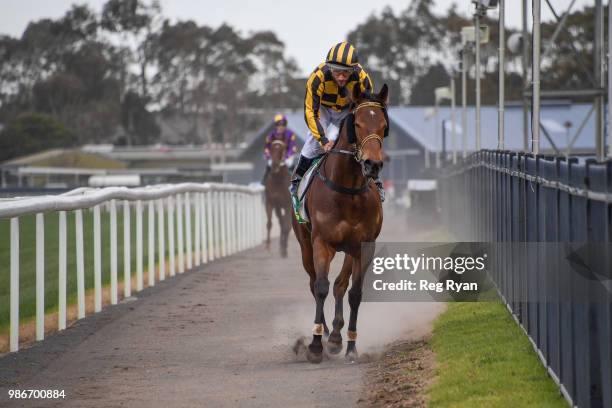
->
[345,114,356,144]
[378,84,389,106]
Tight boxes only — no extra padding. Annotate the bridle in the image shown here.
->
[328,100,388,163]
[352,101,386,162]
[315,100,388,195]
[270,140,288,172]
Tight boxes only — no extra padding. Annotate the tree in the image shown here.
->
[121,90,160,144]
[409,64,449,105]
[101,0,161,98]
[0,113,77,161]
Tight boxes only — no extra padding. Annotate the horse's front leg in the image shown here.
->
[345,244,375,362]
[327,254,352,355]
[265,200,273,250]
[307,237,335,363]
[345,258,363,363]
[274,205,288,258]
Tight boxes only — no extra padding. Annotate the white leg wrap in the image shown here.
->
[347,330,357,341]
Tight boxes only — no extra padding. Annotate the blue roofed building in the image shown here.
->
[239,102,599,195]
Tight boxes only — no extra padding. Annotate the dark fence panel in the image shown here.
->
[439,151,612,408]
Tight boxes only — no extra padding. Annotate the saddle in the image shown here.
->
[295,156,324,224]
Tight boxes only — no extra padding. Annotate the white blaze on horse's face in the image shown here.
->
[354,104,385,178]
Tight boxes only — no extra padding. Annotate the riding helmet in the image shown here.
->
[274,114,287,126]
[325,42,359,70]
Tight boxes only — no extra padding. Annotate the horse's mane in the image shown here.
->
[332,91,386,148]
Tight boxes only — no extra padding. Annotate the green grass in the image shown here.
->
[0,203,206,330]
[428,300,568,408]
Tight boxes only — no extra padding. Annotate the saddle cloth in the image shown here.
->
[296,157,323,223]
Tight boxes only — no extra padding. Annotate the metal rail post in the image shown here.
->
[609,0,612,157]
[522,0,530,152]
[532,0,541,154]
[595,0,605,160]
[475,8,482,151]
[451,75,457,164]
[462,49,468,159]
[498,0,506,150]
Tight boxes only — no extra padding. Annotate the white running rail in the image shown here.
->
[0,182,265,352]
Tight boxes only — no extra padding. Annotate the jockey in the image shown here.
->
[289,41,385,205]
[262,113,298,184]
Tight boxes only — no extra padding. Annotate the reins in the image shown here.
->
[315,100,386,195]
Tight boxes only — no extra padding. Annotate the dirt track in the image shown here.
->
[0,207,444,408]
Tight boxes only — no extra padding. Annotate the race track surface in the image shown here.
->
[0,207,444,408]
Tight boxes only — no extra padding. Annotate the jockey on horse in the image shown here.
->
[289,41,385,222]
[262,114,298,184]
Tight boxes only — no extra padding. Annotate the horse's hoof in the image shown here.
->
[327,340,343,355]
[307,344,324,364]
[306,350,323,364]
[345,350,358,363]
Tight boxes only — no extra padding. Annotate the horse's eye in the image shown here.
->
[355,123,361,128]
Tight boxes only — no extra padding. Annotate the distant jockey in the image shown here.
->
[262,114,298,184]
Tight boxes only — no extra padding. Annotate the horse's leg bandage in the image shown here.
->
[312,323,325,336]
[347,330,357,341]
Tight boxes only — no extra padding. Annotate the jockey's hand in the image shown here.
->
[323,141,334,152]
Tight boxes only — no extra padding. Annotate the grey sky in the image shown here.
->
[1,0,594,75]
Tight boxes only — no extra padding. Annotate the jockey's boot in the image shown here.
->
[261,165,270,185]
[374,176,385,203]
[289,155,313,223]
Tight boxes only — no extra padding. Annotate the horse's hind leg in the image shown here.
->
[327,254,352,355]
[307,237,335,363]
[265,200,273,250]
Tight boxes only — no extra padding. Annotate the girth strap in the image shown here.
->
[316,170,369,195]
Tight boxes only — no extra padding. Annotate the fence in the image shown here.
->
[439,150,612,408]
[0,182,265,353]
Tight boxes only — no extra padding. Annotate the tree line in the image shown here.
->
[0,0,602,161]
[348,0,603,106]
[0,0,301,161]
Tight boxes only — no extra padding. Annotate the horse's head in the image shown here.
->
[269,140,287,173]
[347,84,389,179]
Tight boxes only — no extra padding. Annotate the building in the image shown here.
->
[239,102,600,197]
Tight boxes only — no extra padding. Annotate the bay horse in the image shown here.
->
[292,84,389,363]
[264,139,292,257]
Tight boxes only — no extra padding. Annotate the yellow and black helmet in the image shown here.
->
[325,42,358,70]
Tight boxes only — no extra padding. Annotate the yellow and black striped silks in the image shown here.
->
[326,42,358,67]
[304,63,374,142]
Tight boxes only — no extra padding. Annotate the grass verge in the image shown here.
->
[427,300,568,407]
